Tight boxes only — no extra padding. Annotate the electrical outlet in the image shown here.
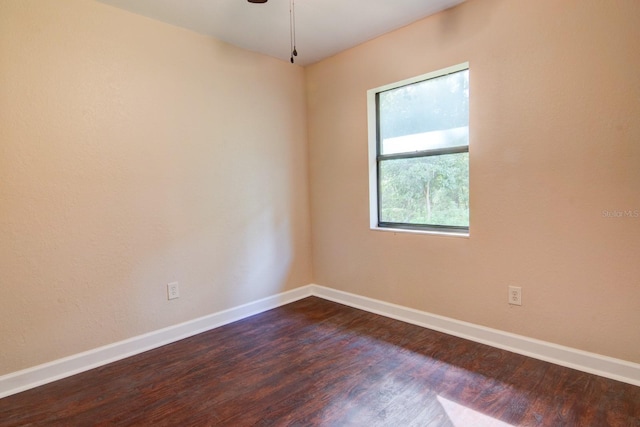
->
[508,286,522,306]
[167,282,180,300]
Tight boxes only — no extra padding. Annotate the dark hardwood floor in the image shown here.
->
[1,297,638,426]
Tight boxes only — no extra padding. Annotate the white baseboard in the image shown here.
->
[2,284,638,399]
[309,284,640,387]
[0,286,313,399]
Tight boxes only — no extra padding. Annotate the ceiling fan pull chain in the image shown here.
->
[290,0,294,63]
[289,0,297,63]
[247,0,298,64]
[292,0,298,57]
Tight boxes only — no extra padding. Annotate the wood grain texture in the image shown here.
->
[1,297,638,426]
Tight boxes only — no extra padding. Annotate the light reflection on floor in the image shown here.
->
[307,330,525,426]
[437,395,514,427]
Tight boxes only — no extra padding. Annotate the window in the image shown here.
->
[368,63,469,234]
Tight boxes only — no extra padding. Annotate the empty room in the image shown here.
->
[1,0,639,425]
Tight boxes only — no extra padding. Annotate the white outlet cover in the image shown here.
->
[508,286,521,306]
[167,282,180,300]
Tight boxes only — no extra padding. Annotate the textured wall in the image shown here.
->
[0,0,312,375]
[306,0,640,363]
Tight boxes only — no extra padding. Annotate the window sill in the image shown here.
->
[370,226,469,238]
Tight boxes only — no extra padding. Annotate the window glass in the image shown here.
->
[379,70,469,155]
[370,64,469,233]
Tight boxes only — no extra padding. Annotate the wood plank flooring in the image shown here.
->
[1,297,638,426]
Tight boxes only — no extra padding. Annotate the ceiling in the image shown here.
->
[95,0,466,66]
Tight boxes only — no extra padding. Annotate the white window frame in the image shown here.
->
[367,62,470,237]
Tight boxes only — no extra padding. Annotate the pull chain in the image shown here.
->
[290,0,298,63]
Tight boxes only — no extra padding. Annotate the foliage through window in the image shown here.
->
[369,63,469,233]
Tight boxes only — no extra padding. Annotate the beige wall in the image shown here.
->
[2,0,639,378]
[306,0,640,363]
[0,0,312,375]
